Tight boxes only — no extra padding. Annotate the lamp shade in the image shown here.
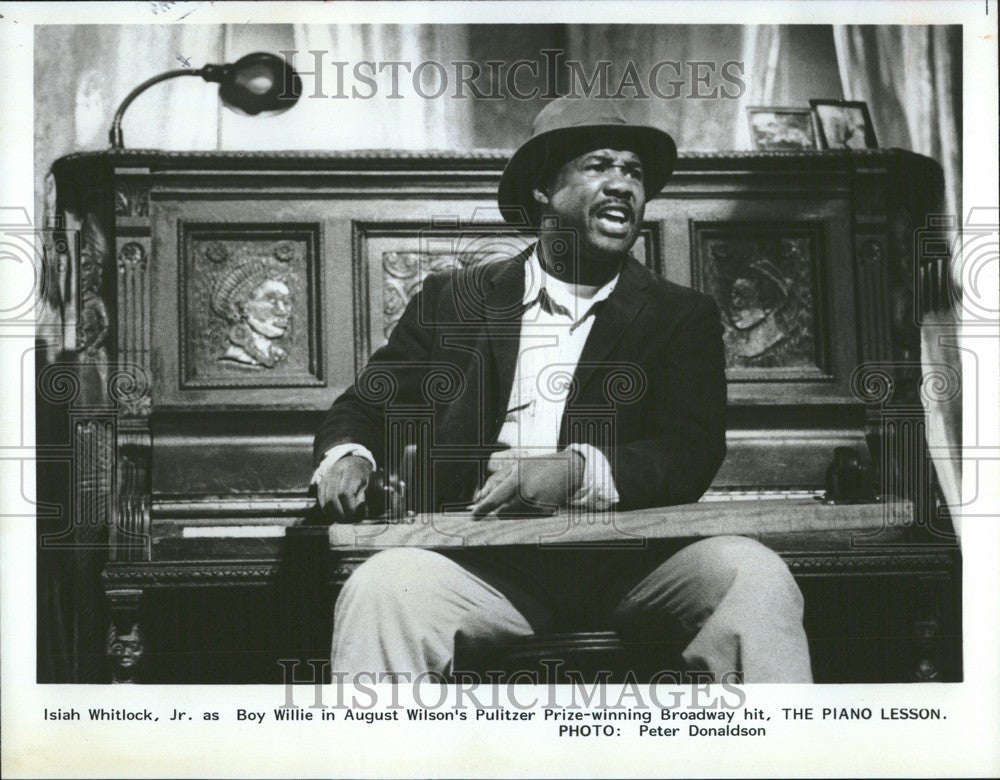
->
[209,52,302,117]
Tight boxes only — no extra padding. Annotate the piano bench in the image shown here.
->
[452,630,689,684]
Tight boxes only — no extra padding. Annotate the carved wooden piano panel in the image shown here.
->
[39,149,960,684]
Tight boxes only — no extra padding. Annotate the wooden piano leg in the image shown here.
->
[106,588,144,684]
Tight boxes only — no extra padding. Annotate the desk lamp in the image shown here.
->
[108,52,302,149]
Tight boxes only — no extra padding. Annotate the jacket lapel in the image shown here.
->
[570,256,652,398]
[484,247,530,427]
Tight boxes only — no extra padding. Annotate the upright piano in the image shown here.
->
[38,148,960,683]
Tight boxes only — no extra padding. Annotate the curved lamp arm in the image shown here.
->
[107,54,300,150]
[109,68,206,149]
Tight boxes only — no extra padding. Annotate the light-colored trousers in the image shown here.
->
[331,536,812,683]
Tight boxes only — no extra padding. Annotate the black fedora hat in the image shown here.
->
[497,97,678,224]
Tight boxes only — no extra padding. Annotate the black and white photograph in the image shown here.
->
[746,106,819,150]
[2,2,997,778]
[810,98,879,149]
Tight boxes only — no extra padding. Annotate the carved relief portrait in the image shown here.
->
[181,227,322,388]
[694,225,824,375]
[376,230,657,341]
[211,257,292,370]
[382,251,464,338]
[724,258,796,360]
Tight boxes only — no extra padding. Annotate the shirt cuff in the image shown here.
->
[566,443,620,510]
[311,443,377,485]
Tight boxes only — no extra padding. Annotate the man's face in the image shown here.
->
[536,147,646,261]
[107,626,144,669]
[244,278,291,338]
[728,277,767,330]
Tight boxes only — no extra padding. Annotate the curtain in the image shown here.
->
[732,25,787,149]
[833,25,963,526]
[833,26,961,217]
[222,25,474,150]
[566,24,746,150]
[565,25,800,151]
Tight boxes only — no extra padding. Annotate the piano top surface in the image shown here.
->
[325,497,911,550]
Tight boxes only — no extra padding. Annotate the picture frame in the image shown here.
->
[746,106,820,151]
[810,99,879,149]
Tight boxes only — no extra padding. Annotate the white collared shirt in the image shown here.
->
[313,249,622,509]
[489,249,621,508]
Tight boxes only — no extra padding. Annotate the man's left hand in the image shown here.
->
[470,450,585,519]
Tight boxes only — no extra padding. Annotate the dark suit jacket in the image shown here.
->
[315,247,727,511]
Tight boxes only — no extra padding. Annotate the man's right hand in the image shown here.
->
[316,455,373,523]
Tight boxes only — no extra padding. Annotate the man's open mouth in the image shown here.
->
[594,202,633,236]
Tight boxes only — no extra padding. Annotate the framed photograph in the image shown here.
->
[810,99,879,149]
[746,106,819,150]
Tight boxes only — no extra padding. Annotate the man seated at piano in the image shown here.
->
[313,97,813,683]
